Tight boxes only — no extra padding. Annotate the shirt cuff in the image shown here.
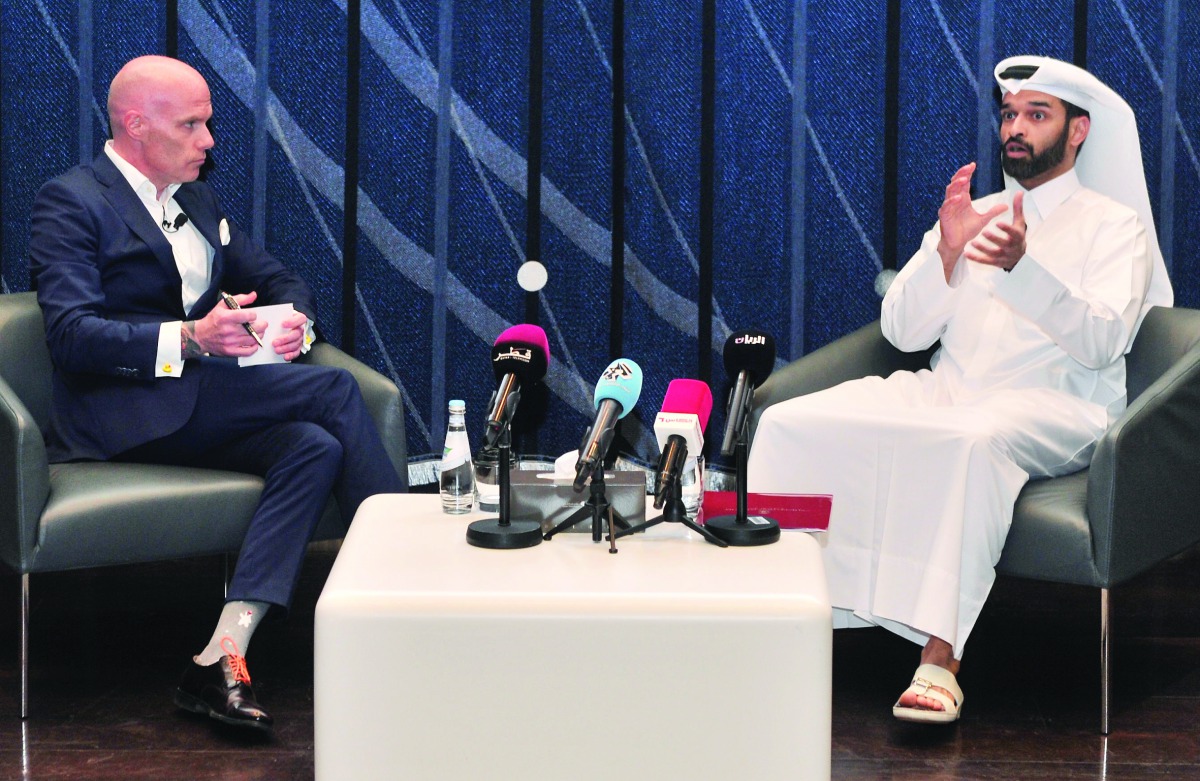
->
[301,320,316,355]
[155,321,185,378]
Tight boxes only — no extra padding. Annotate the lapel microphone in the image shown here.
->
[161,209,189,233]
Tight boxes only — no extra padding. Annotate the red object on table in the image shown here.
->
[700,492,832,531]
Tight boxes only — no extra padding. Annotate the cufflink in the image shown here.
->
[162,363,174,374]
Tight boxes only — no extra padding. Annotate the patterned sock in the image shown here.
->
[195,600,270,666]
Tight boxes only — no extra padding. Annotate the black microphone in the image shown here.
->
[719,330,776,456]
[162,210,189,233]
[484,325,550,448]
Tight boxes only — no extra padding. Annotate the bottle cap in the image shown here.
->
[448,399,466,413]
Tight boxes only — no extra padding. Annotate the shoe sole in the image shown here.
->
[174,688,273,733]
[892,703,961,724]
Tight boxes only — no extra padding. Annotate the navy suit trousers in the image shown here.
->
[116,358,404,610]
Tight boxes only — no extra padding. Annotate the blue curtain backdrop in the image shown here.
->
[2,0,1198,472]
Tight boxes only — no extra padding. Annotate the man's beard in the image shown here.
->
[1000,123,1069,180]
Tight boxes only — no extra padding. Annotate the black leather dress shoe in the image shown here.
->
[174,655,273,732]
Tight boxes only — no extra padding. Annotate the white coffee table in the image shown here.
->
[314,493,831,781]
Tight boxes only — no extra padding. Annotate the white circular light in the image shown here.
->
[517,260,548,292]
[874,269,898,298]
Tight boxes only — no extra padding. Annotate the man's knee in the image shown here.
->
[307,364,355,392]
[290,422,344,470]
[310,366,367,410]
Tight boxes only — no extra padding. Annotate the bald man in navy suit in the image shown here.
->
[29,55,404,732]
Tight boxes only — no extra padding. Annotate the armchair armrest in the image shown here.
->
[1087,343,1200,585]
[304,342,408,489]
[0,375,50,574]
[748,321,935,443]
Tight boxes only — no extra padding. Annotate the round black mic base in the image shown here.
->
[465,518,544,549]
[704,514,781,546]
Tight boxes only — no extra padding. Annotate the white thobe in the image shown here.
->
[748,169,1153,658]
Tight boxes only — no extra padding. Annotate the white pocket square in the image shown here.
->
[219,218,231,246]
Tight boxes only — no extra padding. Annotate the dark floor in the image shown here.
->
[3,540,1200,780]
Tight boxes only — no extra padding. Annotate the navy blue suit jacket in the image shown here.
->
[29,152,317,462]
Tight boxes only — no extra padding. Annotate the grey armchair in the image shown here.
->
[0,291,407,718]
[749,306,1200,733]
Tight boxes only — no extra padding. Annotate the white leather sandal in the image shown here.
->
[892,663,963,724]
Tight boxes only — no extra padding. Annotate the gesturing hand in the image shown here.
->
[937,163,1009,281]
[964,191,1026,272]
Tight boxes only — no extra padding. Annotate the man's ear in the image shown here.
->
[122,110,146,140]
[1068,114,1091,151]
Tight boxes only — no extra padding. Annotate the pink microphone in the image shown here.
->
[485,324,550,448]
[653,379,712,508]
[466,324,552,551]
[491,324,550,380]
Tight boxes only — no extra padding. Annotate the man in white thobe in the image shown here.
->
[748,56,1172,723]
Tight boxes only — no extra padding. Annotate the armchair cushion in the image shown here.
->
[993,471,1096,583]
[34,462,267,572]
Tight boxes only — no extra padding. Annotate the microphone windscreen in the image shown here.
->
[723,330,776,386]
[491,324,550,382]
[661,379,713,432]
[593,358,643,419]
[496,324,550,354]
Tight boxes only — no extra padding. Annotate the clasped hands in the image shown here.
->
[194,291,308,362]
[937,162,1026,282]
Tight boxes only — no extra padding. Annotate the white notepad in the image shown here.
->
[237,303,296,367]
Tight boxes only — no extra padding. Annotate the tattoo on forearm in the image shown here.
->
[181,321,204,359]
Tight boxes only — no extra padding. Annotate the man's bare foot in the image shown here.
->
[895,637,960,713]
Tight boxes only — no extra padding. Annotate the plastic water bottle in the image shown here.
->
[680,455,704,521]
[439,400,475,514]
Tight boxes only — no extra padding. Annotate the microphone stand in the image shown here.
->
[542,462,629,553]
[465,393,543,549]
[614,474,728,547]
[704,427,781,546]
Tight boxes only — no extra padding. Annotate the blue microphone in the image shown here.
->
[573,358,643,491]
